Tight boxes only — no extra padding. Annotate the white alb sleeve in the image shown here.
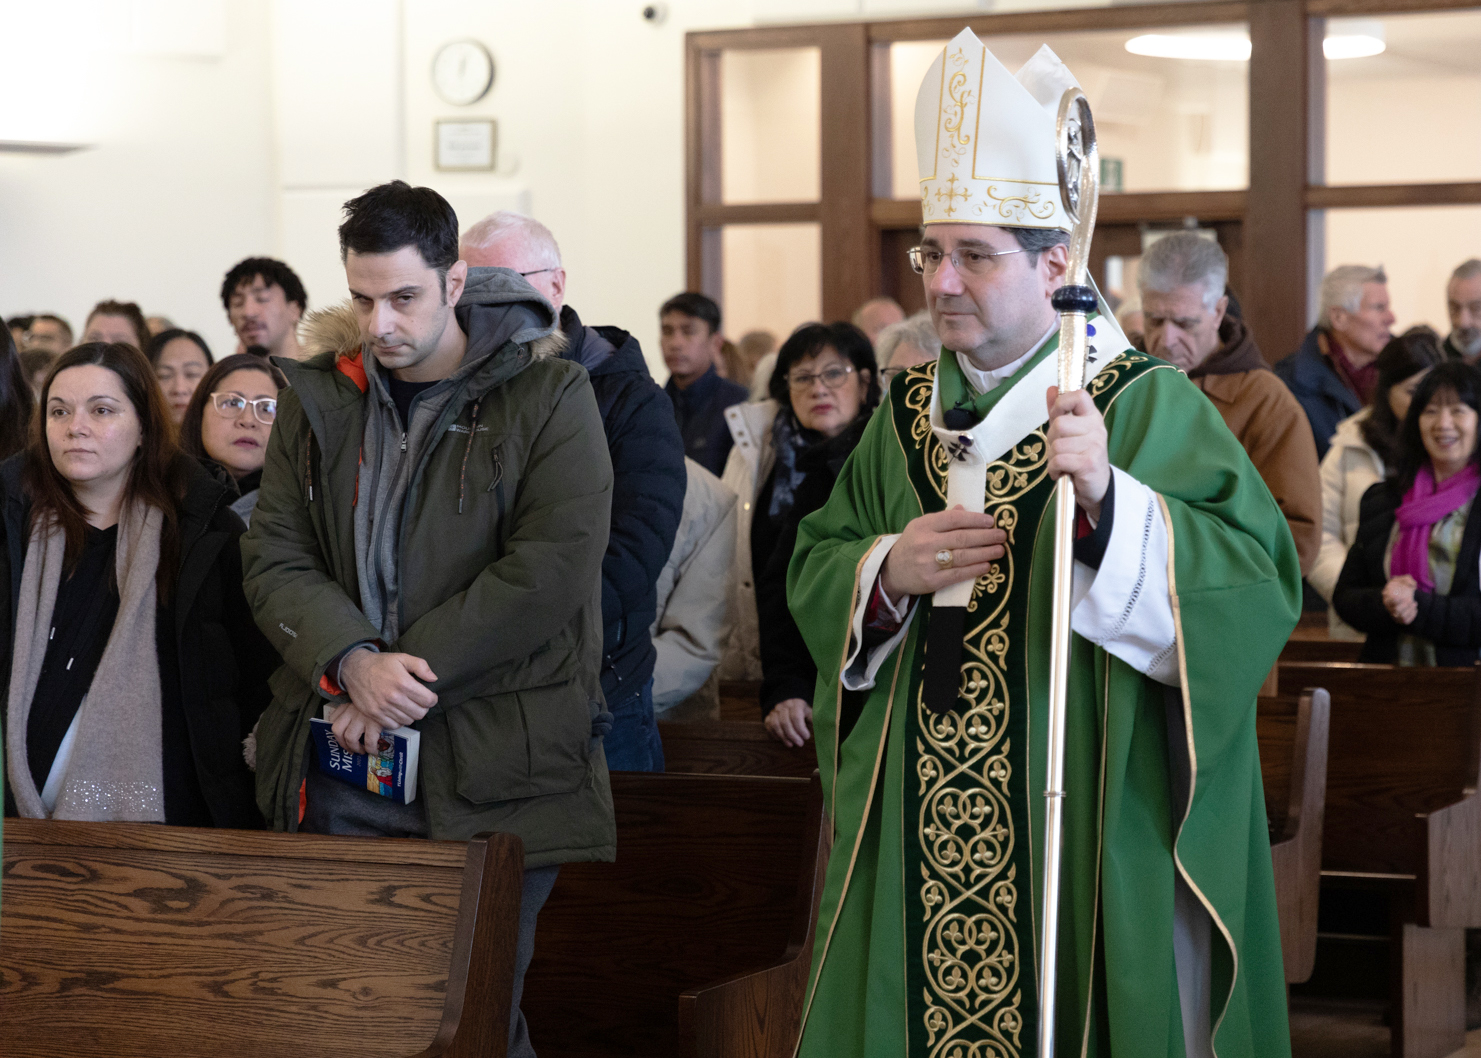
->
[1070,466,1179,685]
[840,535,919,691]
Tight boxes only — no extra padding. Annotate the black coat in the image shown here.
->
[1333,477,1481,664]
[560,307,687,701]
[0,454,279,826]
[665,366,749,477]
[756,416,871,715]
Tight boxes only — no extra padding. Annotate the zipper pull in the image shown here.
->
[401,432,408,453]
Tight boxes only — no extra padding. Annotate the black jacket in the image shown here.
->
[1333,477,1481,664]
[1272,327,1363,462]
[665,366,749,477]
[0,455,278,826]
[561,307,687,700]
[756,416,871,715]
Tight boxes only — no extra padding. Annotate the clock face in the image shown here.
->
[432,40,494,106]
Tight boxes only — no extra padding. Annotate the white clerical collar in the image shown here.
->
[954,321,1060,396]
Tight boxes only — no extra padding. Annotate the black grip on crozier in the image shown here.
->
[1051,285,1097,314]
[922,604,968,715]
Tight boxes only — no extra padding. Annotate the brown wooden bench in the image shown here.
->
[1273,661,1481,1058]
[522,772,827,1058]
[659,719,817,778]
[717,679,762,723]
[1256,689,1330,983]
[1280,628,1365,664]
[0,821,523,1058]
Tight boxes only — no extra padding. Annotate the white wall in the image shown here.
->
[0,0,276,358]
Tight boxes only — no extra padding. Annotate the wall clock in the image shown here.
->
[432,40,494,106]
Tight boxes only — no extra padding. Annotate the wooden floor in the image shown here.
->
[1290,998,1481,1057]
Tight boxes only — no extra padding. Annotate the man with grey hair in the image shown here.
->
[461,211,687,773]
[1274,263,1396,459]
[875,309,939,386]
[1139,232,1320,573]
[1445,258,1481,361]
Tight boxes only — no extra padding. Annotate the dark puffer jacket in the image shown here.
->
[1333,478,1481,664]
[559,306,686,702]
[0,455,278,827]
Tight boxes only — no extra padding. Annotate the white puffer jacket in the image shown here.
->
[717,399,780,680]
[1310,410,1382,639]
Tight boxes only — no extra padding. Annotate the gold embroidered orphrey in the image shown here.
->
[895,353,1150,1057]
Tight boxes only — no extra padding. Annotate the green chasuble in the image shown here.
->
[788,337,1300,1058]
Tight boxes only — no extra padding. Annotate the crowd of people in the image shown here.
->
[4,172,1480,1053]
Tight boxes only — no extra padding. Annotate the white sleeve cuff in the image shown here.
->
[1071,466,1179,685]
[841,535,919,691]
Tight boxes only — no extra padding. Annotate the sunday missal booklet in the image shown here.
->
[310,710,421,804]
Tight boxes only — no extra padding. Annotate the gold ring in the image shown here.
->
[935,549,954,570]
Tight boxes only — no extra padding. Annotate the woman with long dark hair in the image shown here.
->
[0,326,34,460]
[177,353,286,525]
[0,342,277,825]
[1311,327,1446,636]
[1335,360,1481,664]
[718,322,880,745]
[144,328,214,425]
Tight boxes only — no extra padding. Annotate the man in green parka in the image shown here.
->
[787,30,1300,1058]
[240,181,615,1058]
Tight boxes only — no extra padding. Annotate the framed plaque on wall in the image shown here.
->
[435,120,497,171]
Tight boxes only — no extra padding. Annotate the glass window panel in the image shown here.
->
[721,47,821,204]
[1322,205,1481,337]
[885,27,1249,199]
[1325,12,1481,186]
[721,223,822,342]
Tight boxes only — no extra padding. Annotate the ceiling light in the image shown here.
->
[1125,21,1384,62]
[1125,33,1251,61]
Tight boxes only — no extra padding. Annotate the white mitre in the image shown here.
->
[916,28,1081,230]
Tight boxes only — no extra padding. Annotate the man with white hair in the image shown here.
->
[461,211,687,772]
[874,309,939,386]
[1274,263,1396,459]
[1139,232,1320,573]
[1444,258,1481,361]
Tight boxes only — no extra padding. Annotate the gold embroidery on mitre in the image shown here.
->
[912,419,1049,1058]
[978,186,1058,223]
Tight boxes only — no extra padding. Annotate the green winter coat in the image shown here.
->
[241,303,616,867]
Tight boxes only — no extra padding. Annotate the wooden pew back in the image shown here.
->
[0,821,522,1058]
[1257,690,1330,983]
[1276,662,1481,917]
[659,720,817,778]
[522,772,826,1058]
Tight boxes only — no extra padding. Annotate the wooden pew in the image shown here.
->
[1280,630,1365,664]
[659,719,817,778]
[717,679,762,723]
[0,821,522,1058]
[1274,661,1481,1058]
[522,772,827,1058]
[1256,690,1330,983]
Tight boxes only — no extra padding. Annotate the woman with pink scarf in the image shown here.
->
[1335,360,1481,664]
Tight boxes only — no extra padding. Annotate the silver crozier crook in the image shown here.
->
[1038,86,1100,1058]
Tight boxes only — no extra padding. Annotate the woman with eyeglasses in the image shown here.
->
[719,322,880,746]
[0,342,277,826]
[177,354,286,527]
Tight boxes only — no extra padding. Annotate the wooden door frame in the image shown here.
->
[686,0,1481,353]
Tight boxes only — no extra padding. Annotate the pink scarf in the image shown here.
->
[1392,463,1481,591]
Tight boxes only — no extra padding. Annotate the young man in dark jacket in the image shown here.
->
[460,212,686,772]
[241,182,614,1058]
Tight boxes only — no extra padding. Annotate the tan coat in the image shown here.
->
[1192,367,1321,576]
[717,399,779,681]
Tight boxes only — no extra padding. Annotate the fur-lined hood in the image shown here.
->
[298,265,568,363]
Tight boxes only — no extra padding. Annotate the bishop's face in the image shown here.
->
[920,224,1068,371]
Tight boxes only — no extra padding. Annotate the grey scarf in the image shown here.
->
[6,503,166,821]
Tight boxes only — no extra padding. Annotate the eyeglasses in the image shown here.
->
[211,391,277,425]
[788,364,856,392]
[519,267,559,277]
[908,245,1026,276]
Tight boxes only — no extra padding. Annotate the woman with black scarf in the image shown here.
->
[751,322,880,746]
